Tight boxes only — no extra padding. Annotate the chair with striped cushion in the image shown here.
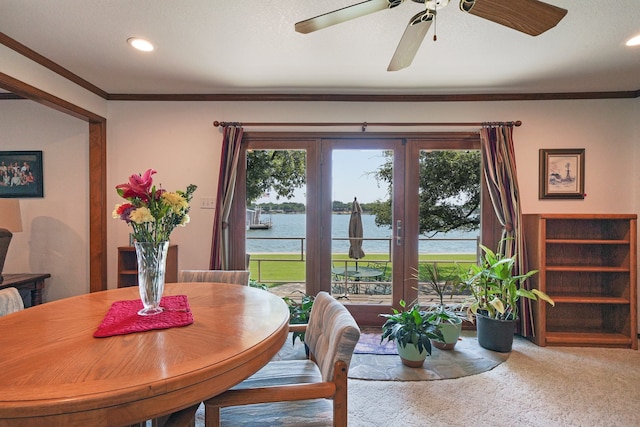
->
[177,270,250,286]
[203,291,360,426]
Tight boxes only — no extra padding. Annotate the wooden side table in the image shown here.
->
[0,273,51,306]
[117,245,178,288]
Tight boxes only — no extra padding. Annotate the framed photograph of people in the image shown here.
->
[0,151,44,198]
[539,148,585,199]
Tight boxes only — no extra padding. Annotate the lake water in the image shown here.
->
[246,213,478,254]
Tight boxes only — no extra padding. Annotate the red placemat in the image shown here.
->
[94,295,193,338]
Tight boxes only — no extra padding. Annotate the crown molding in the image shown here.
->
[0,92,24,100]
[105,91,640,102]
[0,32,108,99]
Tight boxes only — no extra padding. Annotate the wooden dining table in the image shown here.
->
[0,282,290,427]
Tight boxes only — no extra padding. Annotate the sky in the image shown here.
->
[256,149,389,205]
[330,150,389,203]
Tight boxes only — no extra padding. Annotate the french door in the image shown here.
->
[233,132,486,326]
[320,138,405,325]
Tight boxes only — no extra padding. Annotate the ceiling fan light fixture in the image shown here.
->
[127,37,154,52]
[626,34,640,47]
[425,0,450,9]
[295,0,568,72]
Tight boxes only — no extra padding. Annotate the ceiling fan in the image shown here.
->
[295,0,568,71]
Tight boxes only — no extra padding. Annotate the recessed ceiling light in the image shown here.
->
[626,34,640,47]
[127,37,154,52]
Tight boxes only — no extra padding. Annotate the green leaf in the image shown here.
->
[532,289,555,306]
[488,297,505,314]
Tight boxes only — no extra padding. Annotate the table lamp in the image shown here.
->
[0,199,23,284]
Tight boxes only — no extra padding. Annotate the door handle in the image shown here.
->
[396,220,402,246]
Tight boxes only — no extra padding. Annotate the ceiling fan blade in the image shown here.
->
[459,0,567,36]
[387,11,434,72]
[295,0,403,34]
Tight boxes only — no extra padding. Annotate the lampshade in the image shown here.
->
[0,198,22,284]
[0,199,23,232]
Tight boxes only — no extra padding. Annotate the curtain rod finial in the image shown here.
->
[515,120,522,127]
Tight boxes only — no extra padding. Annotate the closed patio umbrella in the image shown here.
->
[348,197,365,270]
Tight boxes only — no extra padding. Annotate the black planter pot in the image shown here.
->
[476,311,516,353]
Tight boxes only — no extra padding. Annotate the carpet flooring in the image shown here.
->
[186,332,640,426]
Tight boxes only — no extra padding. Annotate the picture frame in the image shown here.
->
[539,149,585,199]
[0,151,44,198]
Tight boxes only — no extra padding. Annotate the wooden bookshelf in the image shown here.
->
[523,214,637,349]
[117,245,178,288]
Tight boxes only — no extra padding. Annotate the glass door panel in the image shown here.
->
[243,146,309,301]
[321,138,405,325]
[329,149,392,304]
[411,147,481,310]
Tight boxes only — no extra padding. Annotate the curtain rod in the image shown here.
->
[213,120,522,132]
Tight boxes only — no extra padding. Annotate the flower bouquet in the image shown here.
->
[113,169,196,315]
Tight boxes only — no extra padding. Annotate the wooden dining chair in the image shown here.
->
[0,287,24,316]
[177,270,250,286]
[203,291,361,427]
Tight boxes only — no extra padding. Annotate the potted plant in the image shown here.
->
[380,299,443,367]
[282,291,314,347]
[418,263,467,350]
[464,242,555,352]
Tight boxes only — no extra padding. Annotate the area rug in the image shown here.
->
[354,329,398,355]
[348,330,509,381]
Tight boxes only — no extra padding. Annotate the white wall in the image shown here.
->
[2,97,639,322]
[513,98,637,214]
[104,98,638,284]
[1,100,90,302]
[106,102,221,277]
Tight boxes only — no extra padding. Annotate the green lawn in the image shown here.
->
[249,253,476,286]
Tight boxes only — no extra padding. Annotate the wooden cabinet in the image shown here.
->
[117,245,178,288]
[523,214,637,349]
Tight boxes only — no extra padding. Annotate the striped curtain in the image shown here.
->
[480,124,533,337]
[210,125,244,270]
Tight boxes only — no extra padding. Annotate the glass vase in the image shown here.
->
[135,241,169,316]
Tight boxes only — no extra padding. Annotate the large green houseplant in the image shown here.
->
[418,263,468,350]
[380,299,443,367]
[464,243,554,352]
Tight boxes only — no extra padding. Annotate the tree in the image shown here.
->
[371,150,481,236]
[246,150,306,203]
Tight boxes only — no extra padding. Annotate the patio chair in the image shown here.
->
[178,270,250,286]
[366,262,390,282]
[0,287,23,316]
[203,291,361,426]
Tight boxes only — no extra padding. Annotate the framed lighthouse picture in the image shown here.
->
[539,149,585,199]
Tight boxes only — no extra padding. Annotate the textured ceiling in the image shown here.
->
[1,0,639,96]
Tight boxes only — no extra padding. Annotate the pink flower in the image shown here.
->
[116,169,156,201]
[114,170,197,244]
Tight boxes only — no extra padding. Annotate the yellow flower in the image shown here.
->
[130,207,154,224]
[162,191,188,213]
